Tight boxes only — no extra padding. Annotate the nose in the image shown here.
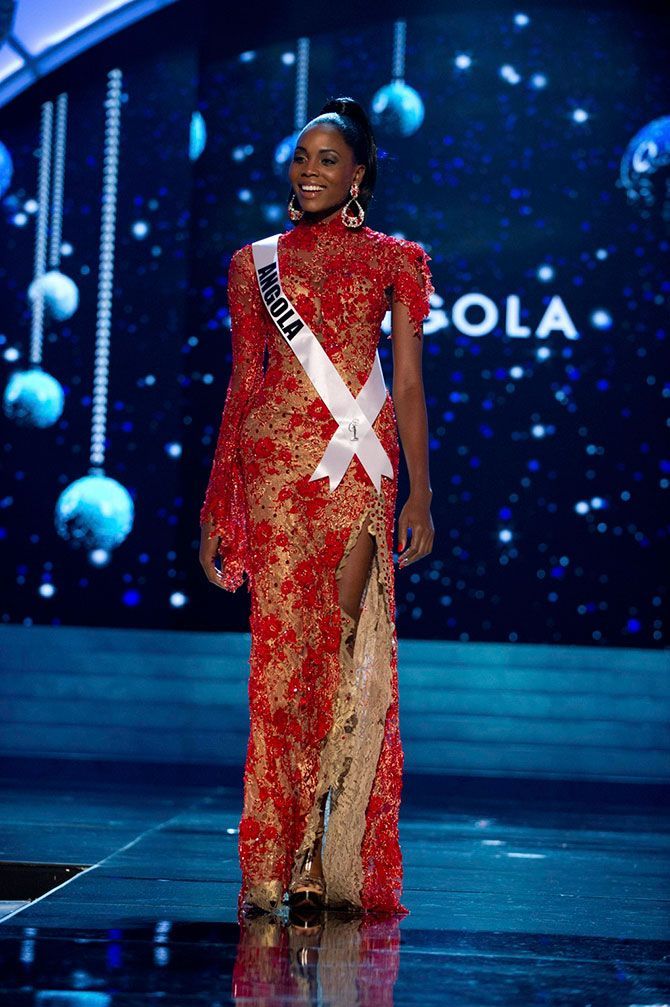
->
[300,158,319,176]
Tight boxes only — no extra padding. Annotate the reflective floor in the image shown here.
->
[0,759,668,1006]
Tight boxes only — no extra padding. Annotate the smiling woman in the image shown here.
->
[287,100,377,227]
[199,95,435,921]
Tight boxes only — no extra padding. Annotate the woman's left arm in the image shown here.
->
[391,295,435,568]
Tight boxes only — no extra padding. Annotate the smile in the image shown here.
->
[299,185,325,192]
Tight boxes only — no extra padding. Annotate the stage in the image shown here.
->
[1,0,670,1002]
[0,757,668,1004]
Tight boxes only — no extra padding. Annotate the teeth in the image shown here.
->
[301,185,324,191]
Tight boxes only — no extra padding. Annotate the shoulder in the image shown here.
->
[227,243,259,287]
[362,227,430,270]
[230,243,253,269]
[226,244,260,302]
[230,228,291,269]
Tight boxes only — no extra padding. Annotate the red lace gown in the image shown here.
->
[200,211,433,915]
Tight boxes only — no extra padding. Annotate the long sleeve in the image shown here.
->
[200,245,267,592]
[389,239,434,340]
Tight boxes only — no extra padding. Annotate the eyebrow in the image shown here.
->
[295,146,340,154]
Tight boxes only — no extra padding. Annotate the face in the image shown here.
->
[288,123,365,215]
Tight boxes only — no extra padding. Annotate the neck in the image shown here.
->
[300,197,349,226]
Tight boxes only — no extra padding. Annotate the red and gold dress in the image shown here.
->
[200,211,433,916]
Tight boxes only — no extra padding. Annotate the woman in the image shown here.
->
[199,96,435,917]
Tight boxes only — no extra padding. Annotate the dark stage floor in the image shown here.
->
[0,760,668,1005]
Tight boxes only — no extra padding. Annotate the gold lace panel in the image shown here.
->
[200,213,432,916]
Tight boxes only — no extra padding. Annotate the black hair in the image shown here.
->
[297,96,378,210]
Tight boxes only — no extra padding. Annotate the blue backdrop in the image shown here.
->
[0,7,667,647]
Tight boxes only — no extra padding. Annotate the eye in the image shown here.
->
[322,157,336,165]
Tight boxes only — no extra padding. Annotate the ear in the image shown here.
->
[353,164,366,187]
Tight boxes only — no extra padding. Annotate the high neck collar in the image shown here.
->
[288,208,360,239]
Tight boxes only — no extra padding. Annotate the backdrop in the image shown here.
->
[0,6,667,647]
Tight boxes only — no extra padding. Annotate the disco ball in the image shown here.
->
[370,82,425,138]
[55,474,134,551]
[28,270,79,321]
[189,111,207,161]
[0,140,13,197]
[3,368,64,427]
[620,116,670,221]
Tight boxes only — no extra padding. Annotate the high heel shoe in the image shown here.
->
[287,846,326,911]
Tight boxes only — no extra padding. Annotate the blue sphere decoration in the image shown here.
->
[273,130,301,178]
[29,270,79,321]
[0,140,13,197]
[55,474,134,551]
[189,111,207,162]
[3,368,64,427]
[620,116,670,218]
[370,82,425,137]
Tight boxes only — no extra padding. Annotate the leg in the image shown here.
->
[289,518,377,901]
[309,521,375,872]
[337,516,376,657]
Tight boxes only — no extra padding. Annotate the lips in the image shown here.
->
[299,184,325,193]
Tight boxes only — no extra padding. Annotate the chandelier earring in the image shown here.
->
[288,192,304,222]
[341,182,365,228]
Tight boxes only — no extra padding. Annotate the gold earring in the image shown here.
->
[288,193,304,222]
[341,182,365,228]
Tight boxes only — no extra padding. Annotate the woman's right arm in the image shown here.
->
[199,245,267,592]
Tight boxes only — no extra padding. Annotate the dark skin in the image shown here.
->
[200,121,435,589]
[199,121,435,903]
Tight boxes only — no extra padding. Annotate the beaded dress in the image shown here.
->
[200,210,433,915]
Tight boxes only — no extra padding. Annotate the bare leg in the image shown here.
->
[337,517,376,656]
[292,519,377,896]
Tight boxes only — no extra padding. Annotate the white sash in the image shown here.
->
[251,233,393,493]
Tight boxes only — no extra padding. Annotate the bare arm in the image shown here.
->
[391,298,435,569]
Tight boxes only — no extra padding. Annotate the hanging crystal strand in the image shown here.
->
[30,100,52,366]
[3,96,65,430]
[48,92,68,271]
[294,37,310,129]
[90,68,122,475]
[280,37,310,216]
[53,67,133,556]
[273,37,310,180]
[392,19,406,82]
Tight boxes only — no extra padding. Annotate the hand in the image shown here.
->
[397,490,434,569]
[199,519,226,589]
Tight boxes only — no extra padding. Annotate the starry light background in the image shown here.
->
[1,8,668,646]
[0,31,196,629]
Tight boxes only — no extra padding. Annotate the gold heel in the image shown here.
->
[287,846,326,910]
[288,794,327,910]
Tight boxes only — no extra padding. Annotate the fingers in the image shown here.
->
[199,548,227,589]
[206,562,227,589]
[397,526,434,568]
[199,525,227,589]
[397,514,409,552]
